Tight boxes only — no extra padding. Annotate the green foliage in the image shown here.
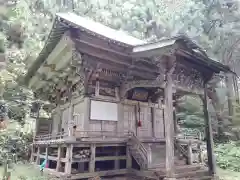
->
[215,142,240,172]
[0,128,32,165]
[176,95,205,137]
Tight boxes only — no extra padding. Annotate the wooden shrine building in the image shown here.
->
[24,12,232,180]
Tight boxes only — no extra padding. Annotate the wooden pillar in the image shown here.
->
[30,144,34,163]
[65,144,73,174]
[187,142,193,165]
[226,73,234,121]
[68,100,74,138]
[95,80,100,96]
[203,83,216,176]
[126,146,132,169]
[173,108,177,135]
[84,97,90,130]
[151,107,155,138]
[36,146,40,165]
[56,145,62,171]
[147,144,152,167]
[164,71,175,179]
[114,147,120,169]
[89,144,96,172]
[198,143,204,163]
[45,145,49,167]
[34,103,41,137]
[117,103,124,133]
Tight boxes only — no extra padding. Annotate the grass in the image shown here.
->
[218,168,240,180]
[0,163,48,180]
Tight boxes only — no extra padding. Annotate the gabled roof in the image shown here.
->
[24,12,233,86]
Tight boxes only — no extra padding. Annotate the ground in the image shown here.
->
[0,164,239,180]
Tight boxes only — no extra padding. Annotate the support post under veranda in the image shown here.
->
[164,62,175,180]
[203,82,217,177]
[65,144,73,174]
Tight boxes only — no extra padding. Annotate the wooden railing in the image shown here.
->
[175,139,205,165]
[34,131,132,142]
[128,133,152,169]
[74,130,132,139]
[34,132,68,141]
[180,129,204,141]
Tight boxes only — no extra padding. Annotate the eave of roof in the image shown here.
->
[133,35,233,74]
[24,19,67,85]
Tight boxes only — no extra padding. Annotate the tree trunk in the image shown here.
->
[225,74,234,122]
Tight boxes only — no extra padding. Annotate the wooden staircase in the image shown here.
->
[127,134,151,169]
[127,135,212,180]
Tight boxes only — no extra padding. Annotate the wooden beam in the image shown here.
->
[70,169,127,179]
[75,38,130,57]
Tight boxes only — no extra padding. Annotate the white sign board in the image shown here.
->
[90,100,118,121]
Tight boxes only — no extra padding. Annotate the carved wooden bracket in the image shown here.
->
[172,63,204,94]
[119,79,166,100]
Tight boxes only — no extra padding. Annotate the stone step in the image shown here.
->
[175,169,209,179]
[149,164,202,173]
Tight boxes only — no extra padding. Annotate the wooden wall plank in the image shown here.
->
[102,121,117,132]
[89,120,101,131]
